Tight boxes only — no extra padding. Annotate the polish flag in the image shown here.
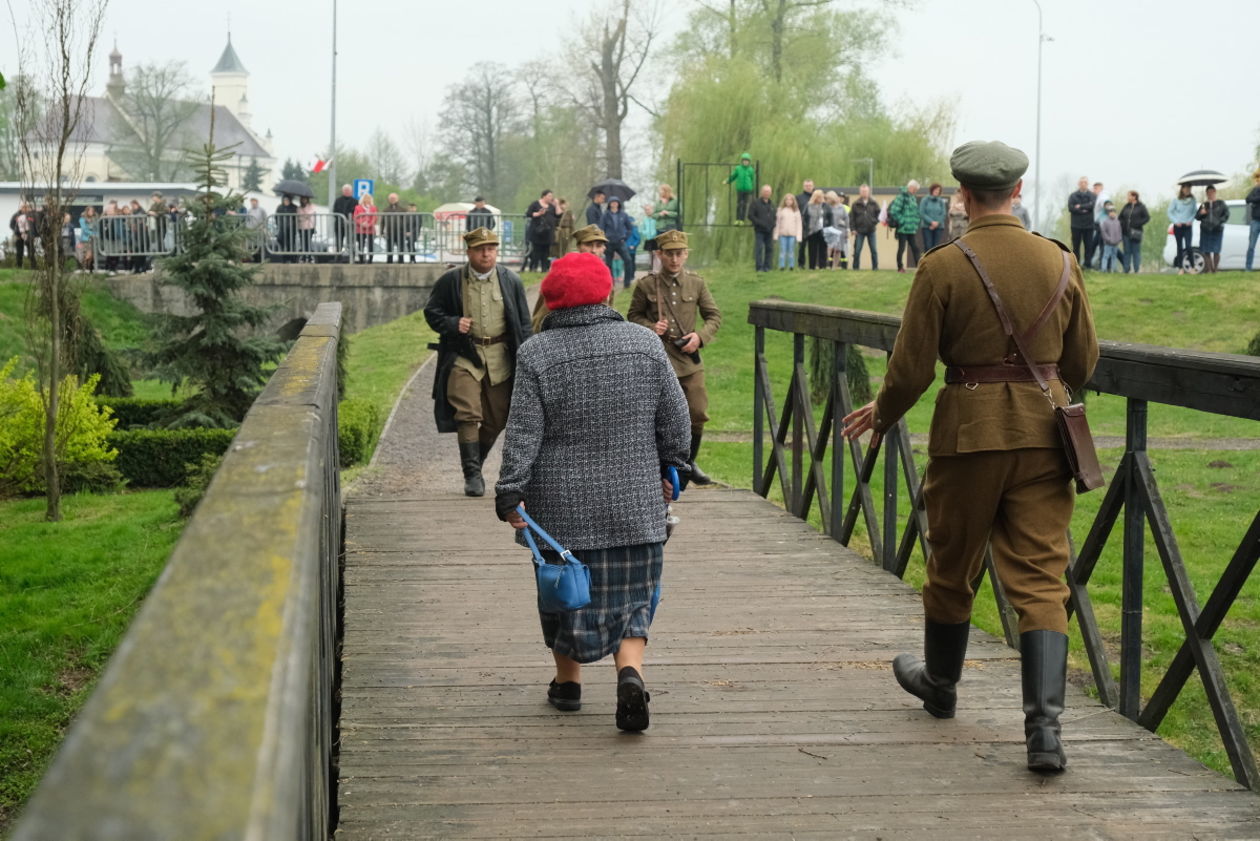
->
[309,156,332,174]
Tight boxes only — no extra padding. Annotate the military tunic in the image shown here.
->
[872,214,1099,634]
[627,269,722,431]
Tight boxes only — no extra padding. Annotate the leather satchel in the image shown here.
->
[517,506,592,612]
[952,240,1105,494]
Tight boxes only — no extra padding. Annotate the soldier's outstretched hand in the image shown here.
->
[841,401,882,447]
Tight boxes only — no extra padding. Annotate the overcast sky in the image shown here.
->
[5,0,1258,215]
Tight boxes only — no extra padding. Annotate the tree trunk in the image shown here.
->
[44,262,62,522]
[600,17,625,179]
[769,0,786,85]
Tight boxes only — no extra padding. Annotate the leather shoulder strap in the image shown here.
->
[1022,251,1072,345]
[951,239,1057,406]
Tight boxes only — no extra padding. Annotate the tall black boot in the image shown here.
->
[689,432,713,486]
[1021,630,1068,772]
[892,619,970,718]
[458,441,484,497]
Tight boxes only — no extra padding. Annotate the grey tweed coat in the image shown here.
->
[494,305,692,550]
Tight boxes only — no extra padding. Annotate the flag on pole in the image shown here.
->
[310,155,332,174]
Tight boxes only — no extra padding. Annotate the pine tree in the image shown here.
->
[243,157,264,192]
[149,139,284,427]
[281,157,306,182]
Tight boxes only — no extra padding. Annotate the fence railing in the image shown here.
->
[11,302,345,840]
[81,211,536,266]
[748,297,1260,790]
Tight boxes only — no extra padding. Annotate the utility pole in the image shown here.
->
[1032,0,1052,232]
[328,0,338,203]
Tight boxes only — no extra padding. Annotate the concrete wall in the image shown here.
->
[101,263,447,333]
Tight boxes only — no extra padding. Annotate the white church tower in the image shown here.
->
[210,34,250,127]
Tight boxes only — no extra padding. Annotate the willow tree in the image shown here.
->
[656,0,952,263]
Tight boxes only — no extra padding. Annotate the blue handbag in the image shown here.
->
[517,506,592,613]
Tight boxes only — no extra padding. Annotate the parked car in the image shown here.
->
[1163,199,1250,273]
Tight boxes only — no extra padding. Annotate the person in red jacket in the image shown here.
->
[352,193,378,263]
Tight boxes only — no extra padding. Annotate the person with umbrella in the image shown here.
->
[525,190,561,272]
[1196,186,1230,274]
[275,194,299,263]
[586,190,606,228]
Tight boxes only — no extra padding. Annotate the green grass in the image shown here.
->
[663,262,1260,781]
[0,490,184,833]
[0,273,158,372]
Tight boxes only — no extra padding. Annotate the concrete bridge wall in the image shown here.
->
[101,263,448,333]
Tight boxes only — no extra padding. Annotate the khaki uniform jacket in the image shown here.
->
[627,269,722,378]
[873,214,1099,456]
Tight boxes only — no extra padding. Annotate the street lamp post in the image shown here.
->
[1032,0,1052,232]
[328,0,338,203]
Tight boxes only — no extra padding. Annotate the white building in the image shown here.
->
[49,37,277,192]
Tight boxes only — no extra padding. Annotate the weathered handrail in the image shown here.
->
[12,302,344,840]
[749,297,1260,790]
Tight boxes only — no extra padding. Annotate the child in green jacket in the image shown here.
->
[727,153,756,223]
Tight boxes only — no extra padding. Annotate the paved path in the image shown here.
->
[336,363,1260,840]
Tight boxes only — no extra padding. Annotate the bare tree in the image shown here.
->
[365,126,409,186]
[108,60,200,181]
[11,0,109,522]
[439,62,521,198]
[568,0,659,178]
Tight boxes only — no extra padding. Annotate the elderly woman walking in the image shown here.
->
[495,252,691,732]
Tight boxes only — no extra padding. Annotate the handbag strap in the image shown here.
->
[951,239,1071,409]
[516,505,576,564]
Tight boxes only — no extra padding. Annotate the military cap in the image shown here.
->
[949,140,1029,191]
[572,224,608,245]
[652,229,689,251]
[463,226,499,248]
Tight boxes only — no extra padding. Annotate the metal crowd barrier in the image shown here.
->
[94,214,181,263]
[78,210,538,267]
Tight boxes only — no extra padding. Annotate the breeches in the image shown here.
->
[677,370,709,433]
[921,448,1074,634]
[447,366,512,446]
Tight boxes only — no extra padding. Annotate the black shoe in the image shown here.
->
[458,441,484,497]
[893,620,970,718]
[1022,630,1068,773]
[547,680,581,711]
[688,433,714,486]
[616,666,650,732]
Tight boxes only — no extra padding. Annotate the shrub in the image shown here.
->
[109,427,236,487]
[98,396,187,429]
[1247,330,1260,357]
[174,452,223,518]
[338,398,382,467]
[0,357,119,496]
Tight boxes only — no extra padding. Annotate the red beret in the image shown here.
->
[540,252,612,310]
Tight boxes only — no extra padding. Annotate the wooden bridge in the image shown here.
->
[11,301,1260,840]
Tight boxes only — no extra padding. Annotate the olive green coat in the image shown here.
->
[873,214,1099,455]
[627,270,722,378]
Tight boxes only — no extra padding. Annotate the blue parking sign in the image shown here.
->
[353,179,374,199]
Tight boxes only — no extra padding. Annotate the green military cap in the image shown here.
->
[572,224,608,245]
[463,226,499,248]
[949,140,1029,191]
[652,229,689,251]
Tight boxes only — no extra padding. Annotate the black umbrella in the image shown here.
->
[1176,169,1229,187]
[588,178,636,203]
[274,179,315,198]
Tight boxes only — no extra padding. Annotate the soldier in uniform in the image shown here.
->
[842,140,1099,773]
[424,227,532,497]
[532,224,608,332]
[628,229,722,486]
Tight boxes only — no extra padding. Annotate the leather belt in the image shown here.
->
[472,333,508,346]
[944,363,1060,384]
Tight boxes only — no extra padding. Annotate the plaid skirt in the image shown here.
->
[535,542,663,664]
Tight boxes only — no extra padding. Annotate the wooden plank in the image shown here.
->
[336,488,1260,839]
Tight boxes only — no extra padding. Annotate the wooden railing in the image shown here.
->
[12,303,345,840]
[749,298,1260,790]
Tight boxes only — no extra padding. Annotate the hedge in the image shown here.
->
[98,397,187,429]
[339,398,382,467]
[108,427,237,488]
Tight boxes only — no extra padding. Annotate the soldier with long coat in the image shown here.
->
[424,227,531,496]
[843,141,1099,774]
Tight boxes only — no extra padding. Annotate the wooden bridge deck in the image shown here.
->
[336,487,1260,840]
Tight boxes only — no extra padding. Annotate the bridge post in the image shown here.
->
[1120,397,1148,720]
